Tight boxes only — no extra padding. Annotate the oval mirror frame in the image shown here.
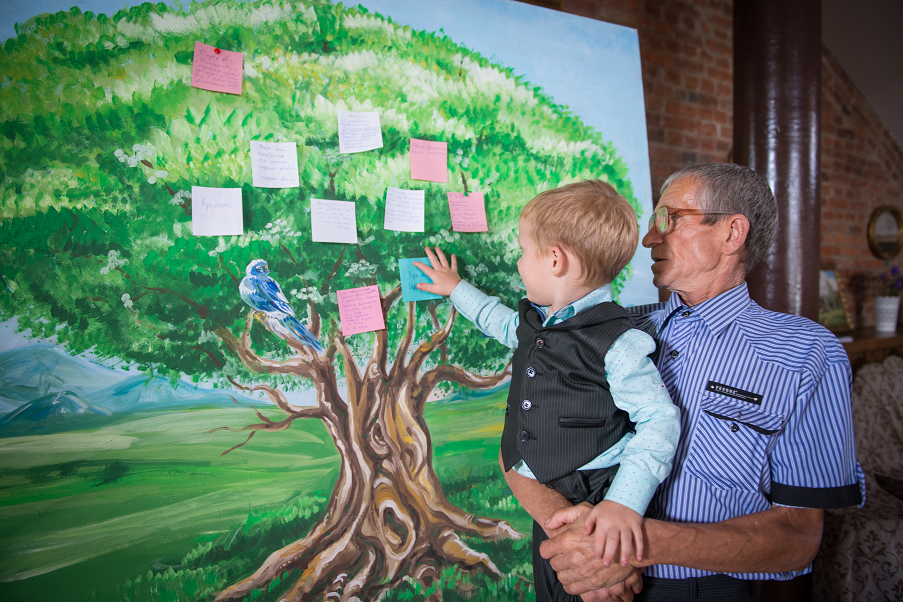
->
[868,205,903,260]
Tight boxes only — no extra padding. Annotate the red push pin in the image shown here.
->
[214,48,221,54]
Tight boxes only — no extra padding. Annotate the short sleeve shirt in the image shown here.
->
[631,283,865,581]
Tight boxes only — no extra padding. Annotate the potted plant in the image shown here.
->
[852,266,903,332]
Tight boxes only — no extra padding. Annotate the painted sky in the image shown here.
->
[2,0,656,308]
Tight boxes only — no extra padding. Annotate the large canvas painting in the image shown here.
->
[0,1,654,600]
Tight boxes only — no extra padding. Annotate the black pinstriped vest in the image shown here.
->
[500,298,636,484]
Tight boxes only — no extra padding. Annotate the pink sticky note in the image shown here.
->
[410,139,448,183]
[447,192,488,232]
[191,41,243,95]
[337,285,386,336]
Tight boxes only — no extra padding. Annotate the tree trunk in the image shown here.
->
[213,301,518,601]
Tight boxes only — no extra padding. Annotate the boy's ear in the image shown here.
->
[549,246,569,276]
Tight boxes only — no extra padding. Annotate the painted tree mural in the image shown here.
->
[0,1,640,600]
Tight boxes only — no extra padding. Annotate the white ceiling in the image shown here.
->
[822,0,903,149]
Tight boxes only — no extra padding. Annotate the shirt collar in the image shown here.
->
[531,284,613,325]
[665,282,752,336]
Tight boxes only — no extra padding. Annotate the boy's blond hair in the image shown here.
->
[520,180,639,287]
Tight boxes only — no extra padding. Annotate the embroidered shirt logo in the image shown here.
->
[706,381,763,405]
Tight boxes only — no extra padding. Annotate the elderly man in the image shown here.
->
[506,163,864,602]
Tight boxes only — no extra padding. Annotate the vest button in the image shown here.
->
[526,367,536,377]
[522,399,532,410]
[536,339,545,348]
[730,423,740,433]
[669,349,679,359]
[519,430,530,442]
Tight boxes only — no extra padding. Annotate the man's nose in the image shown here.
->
[642,227,660,248]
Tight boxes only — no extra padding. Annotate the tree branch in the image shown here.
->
[406,305,457,377]
[220,257,241,287]
[206,404,324,456]
[460,169,469,195]
[190,344,222,367]
[214,313,318,379]
[392,299,418,377]
[376,286,402,376]
[227,377,304,415]
[330,319,362,391]
[307,300,322,340]
[415,363,511,412]
[321,244,347,294]
[427,302,448,364]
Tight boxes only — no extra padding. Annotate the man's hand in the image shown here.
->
[579,568,643,602]
[414,246,461,296]
[541,508,640,594]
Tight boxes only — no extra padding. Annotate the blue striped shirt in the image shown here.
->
[630,283,865,581]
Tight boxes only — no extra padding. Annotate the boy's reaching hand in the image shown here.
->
[585,500,644,567]
[414,247,462,296]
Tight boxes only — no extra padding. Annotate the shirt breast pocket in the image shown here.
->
[685,392,785,492]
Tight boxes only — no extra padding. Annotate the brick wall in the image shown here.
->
[550,0,734,198]
[820,49,903,326]
[524,0,903,325]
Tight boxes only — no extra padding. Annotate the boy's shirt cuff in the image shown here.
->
[448,279,481,314]
[604,464,660,516]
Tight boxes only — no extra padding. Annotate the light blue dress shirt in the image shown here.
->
[450,280,679,515]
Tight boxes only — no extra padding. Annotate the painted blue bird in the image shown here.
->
[239,259,324,353]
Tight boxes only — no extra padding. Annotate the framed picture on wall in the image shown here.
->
[819,265,854,334]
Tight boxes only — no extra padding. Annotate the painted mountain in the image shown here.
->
[0,344,269,435]
[0,391,112,430]
[0,344,128,408]
[89,374,263,412]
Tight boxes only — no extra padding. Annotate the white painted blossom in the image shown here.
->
[100,250,129,275]
[121,293,133,309]
[147,176,157,184]
[197,330,219,344]
[345,259,377,279]
[155,170,168,178]
[465,263,488,279]
[170,189,191,205]
[291,286,325,304]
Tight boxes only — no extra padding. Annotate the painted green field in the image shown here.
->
[0,389,527,602]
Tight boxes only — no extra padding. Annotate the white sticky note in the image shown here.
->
[384,186,425,232]
[337,110,383,154]
[191,186,243,236]
[311,198,358,244]
[250,141,299,188]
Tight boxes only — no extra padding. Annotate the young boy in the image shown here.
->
[416,180,679,601]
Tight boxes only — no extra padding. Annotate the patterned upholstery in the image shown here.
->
[812,355,903,601]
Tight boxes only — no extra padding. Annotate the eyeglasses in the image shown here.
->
[648,205,734,234]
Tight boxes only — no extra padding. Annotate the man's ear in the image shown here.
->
[723,214,750,257]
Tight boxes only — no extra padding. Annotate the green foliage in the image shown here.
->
[0,0,639,388]
[118,494,328,602]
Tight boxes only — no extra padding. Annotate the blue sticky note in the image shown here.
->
[399,257,442,302]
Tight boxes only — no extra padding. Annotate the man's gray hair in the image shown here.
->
[660,163,778,273]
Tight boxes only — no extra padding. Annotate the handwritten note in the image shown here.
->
[399,258,443,302]
[191,186,244,236]
[410,139,448,183]
[337,110,383,154]
[250,141,299,188]
[384,187,425,232]
[311,198,358,244]
[337,285,386,336]
[191,42,243,95]
[447,192,488,232]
